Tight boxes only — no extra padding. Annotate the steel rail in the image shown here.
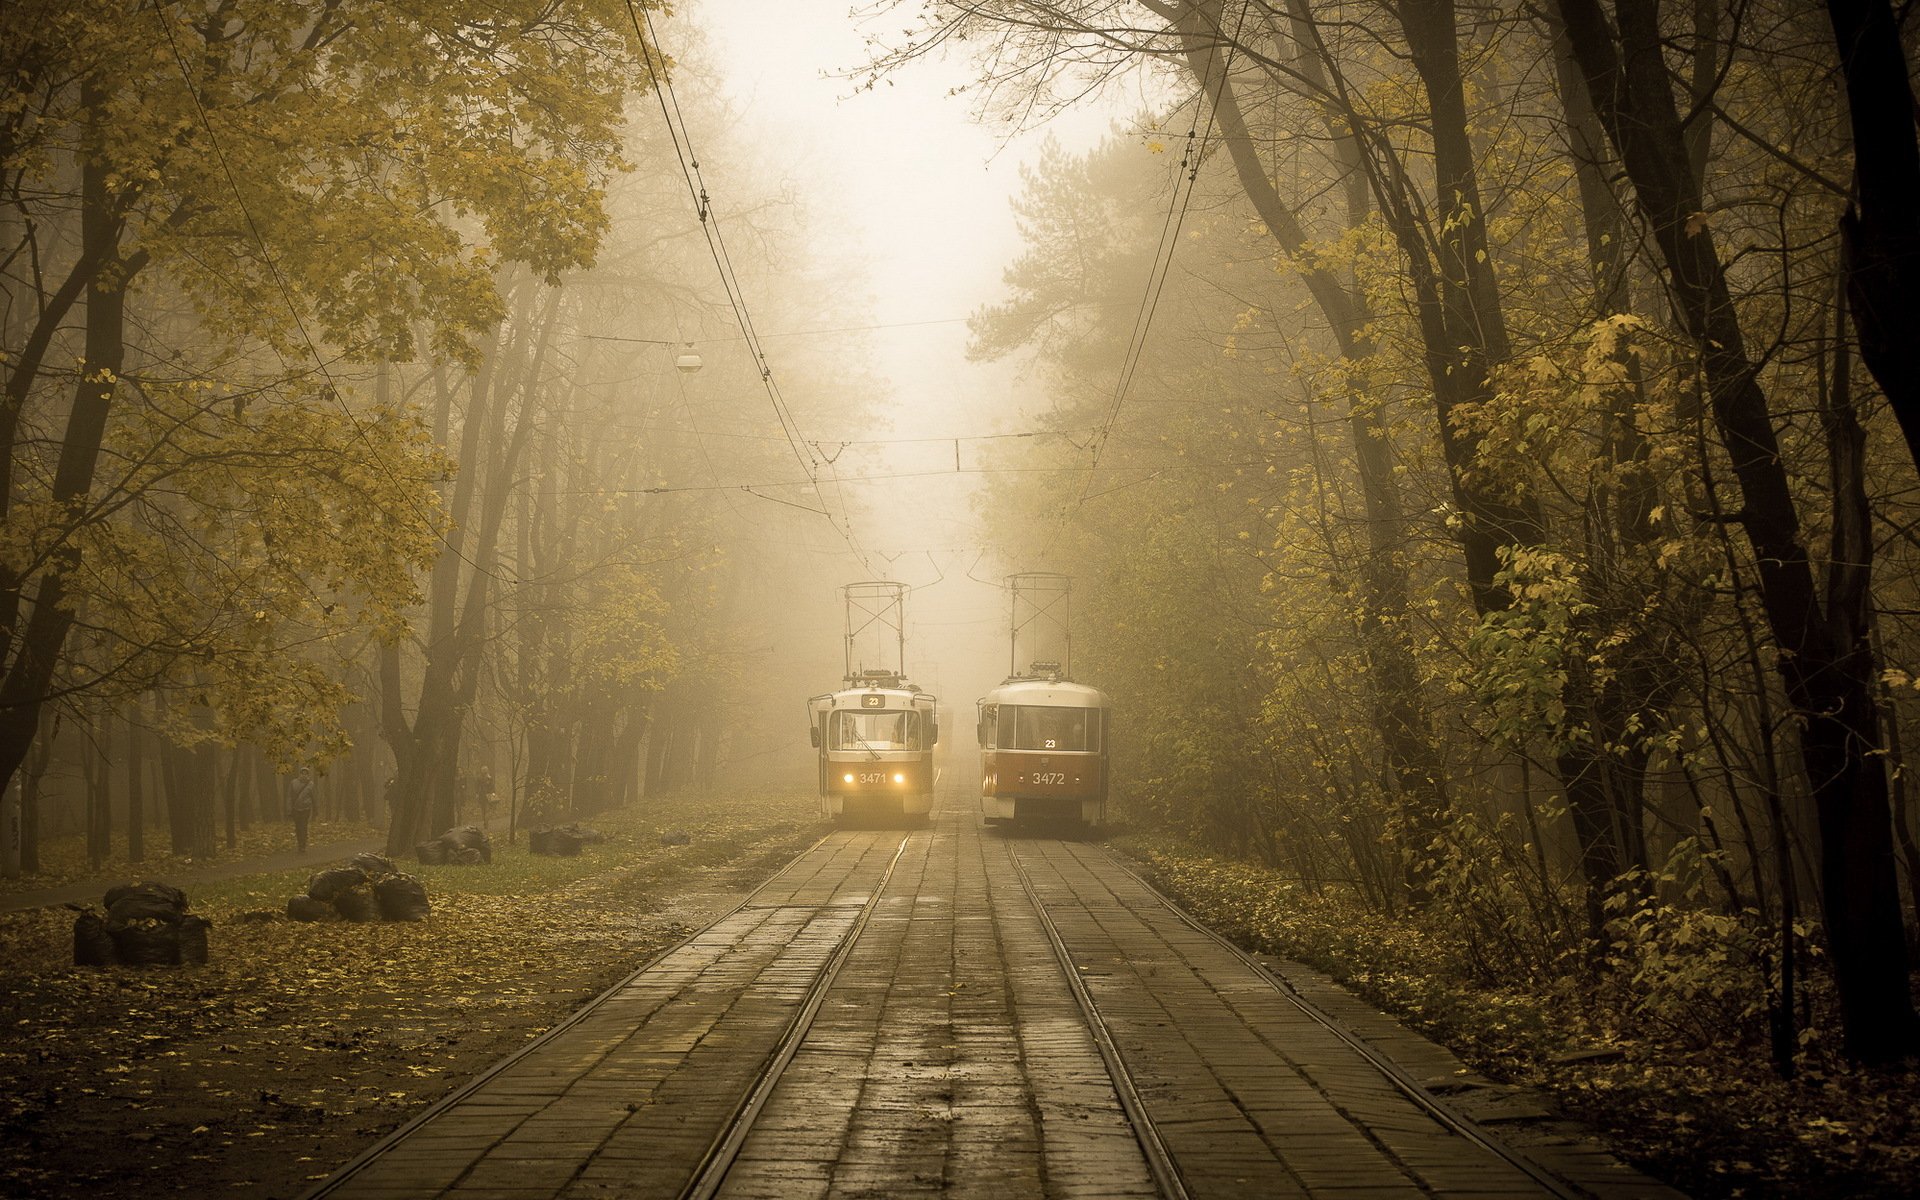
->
[679,832,913,1200]
[300,829,844,1200]
[1006,840,1193,1200]
[1080,841,1590,1200]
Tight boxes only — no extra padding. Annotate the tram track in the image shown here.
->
[302,829,845,1200]
[303,800,1676,1200]
[1083,839,1590,1200]
[681,834,911,1200]
[1006,838,1192,1200]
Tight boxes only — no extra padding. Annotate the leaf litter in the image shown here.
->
[0,791,819,1199]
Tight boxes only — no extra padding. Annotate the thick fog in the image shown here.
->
[680,0,1150,779]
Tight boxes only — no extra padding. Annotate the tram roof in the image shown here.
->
[809,686,937,709]
[977,677,1109,708]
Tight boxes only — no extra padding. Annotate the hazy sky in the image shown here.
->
[666,0,1148,699]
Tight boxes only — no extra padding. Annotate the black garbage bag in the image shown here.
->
[442,825,488,851]
[430,826,491,863]
[449,846,483,866]
[286,895,335,922]
[331,884,378,922]
[414,840,448,866]
[103,881,187,914]
[305,867,367,903]
[176,915,211,965]
[72,909,115,966]
[109,919,178,965]
[348,853,397,878]
[660,830,690,847]
[374,874,430,922]
[530,827,587,856]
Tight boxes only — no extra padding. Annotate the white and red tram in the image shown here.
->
[809,671,938,823]
[976,668,1110,829]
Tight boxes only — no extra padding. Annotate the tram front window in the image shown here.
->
[1005,705,1092,752]
[832,710,922,751]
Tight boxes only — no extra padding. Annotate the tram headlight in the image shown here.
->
[892,772,905,784]
[842,772,854,784]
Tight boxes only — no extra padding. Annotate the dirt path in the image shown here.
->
[0,836,387,914]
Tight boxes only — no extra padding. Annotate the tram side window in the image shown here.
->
[1007,705,1093,752]
[831,710,922,751]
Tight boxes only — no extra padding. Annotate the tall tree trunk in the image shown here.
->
[1824,0,1920,478]
[222,749,240,851]
[384,287,556,853]
[18,709,57,874]
[1556,0,1920,1063]
[86,715,112,869]
[0,97,138,799]
[125,702,144,864]
[1162,0,1450,894]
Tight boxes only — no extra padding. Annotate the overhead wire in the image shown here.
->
[1045,2,1251,556]
[624,0,873,571]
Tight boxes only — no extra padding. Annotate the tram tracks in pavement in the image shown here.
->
[1006,838,1193,1200]
[1067,838,1591,1200]
[679,833,912,1200]
[304,830,910,1200]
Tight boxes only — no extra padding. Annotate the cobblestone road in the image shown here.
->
[310,793,1682,1200]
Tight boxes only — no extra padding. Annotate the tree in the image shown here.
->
[1554,0,1919,1065]
[1,1,655,844]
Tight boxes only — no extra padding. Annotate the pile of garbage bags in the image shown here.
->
[528,822,605,857]
[287,852,430,922]
[72,882,211,966]
[414,825,492,866]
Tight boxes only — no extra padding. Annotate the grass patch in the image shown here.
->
[0,818,386,898]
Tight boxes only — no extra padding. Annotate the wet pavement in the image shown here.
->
[308,793,1684,1200]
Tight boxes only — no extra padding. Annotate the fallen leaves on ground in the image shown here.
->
[0,790,821,1199]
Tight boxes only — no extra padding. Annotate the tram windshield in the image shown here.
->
[831,709,924,751]
[997,705,1097,752]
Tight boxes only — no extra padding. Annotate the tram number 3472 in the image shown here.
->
[1030,771,1067,786]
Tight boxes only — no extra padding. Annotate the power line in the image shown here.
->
[625,0,874,572]
[578,299,1132,346]
[549,457,1276,497]
[1058,2,1252,535]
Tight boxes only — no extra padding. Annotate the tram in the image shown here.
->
[808,581,938,824]
[977,665,1110,828]
[977,574,1110,830]
[808,671,938,822]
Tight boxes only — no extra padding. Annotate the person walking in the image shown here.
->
[288,767,315,854]
[476,765,496,831]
